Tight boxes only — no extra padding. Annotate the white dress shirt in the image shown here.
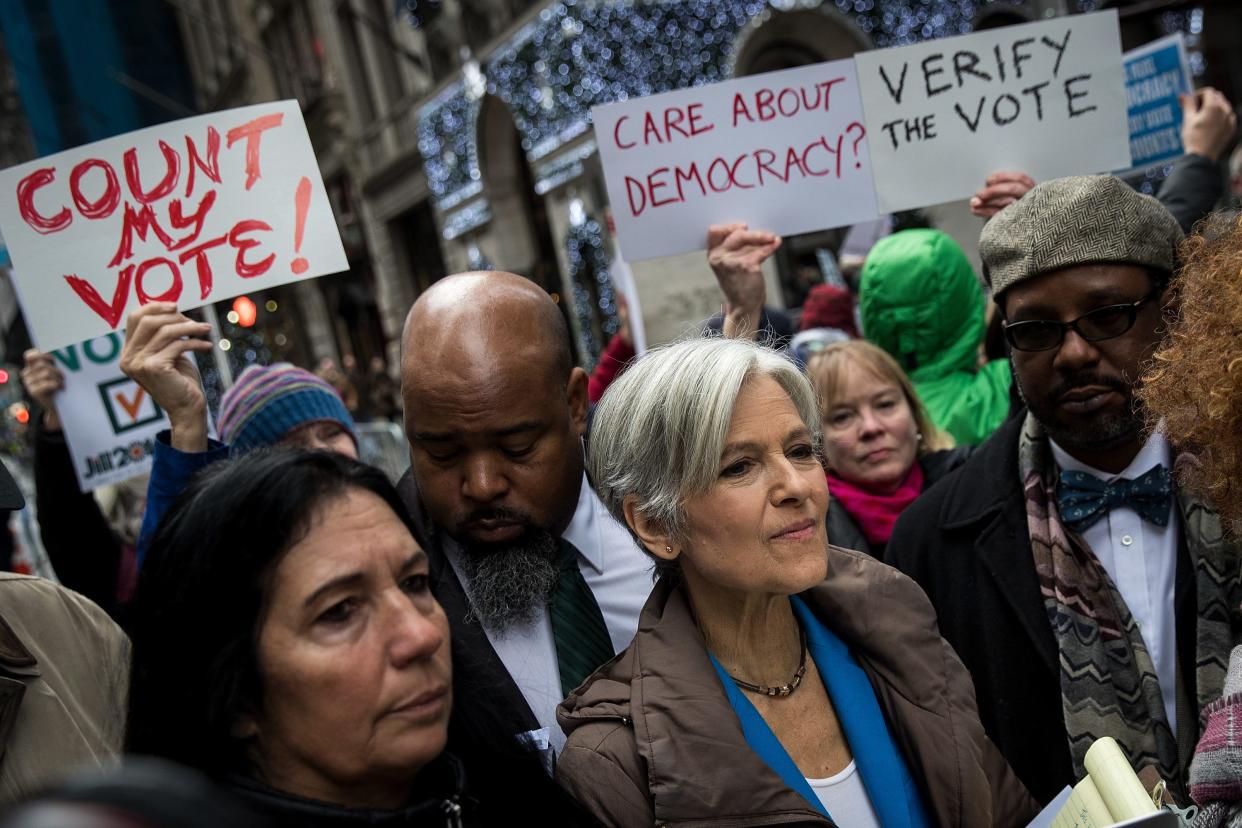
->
[1050,431,1179,734]
[442,474,655,753]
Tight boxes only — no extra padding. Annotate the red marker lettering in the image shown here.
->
[124,141,181,204]
[613,115,636,150]
[108,203,175,268]
[226,112,284,190]
[134,257,182,304]
[178,234,227,300]
[64,265,134,328]
[16,168,71,234]
[184,127,221,198]
[229,219,275,277]
[69,159,120,219]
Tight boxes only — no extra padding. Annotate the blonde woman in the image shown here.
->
[807,341,969,559]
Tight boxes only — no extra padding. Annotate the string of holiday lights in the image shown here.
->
[564,212,618,371]
[411,0,1201,364]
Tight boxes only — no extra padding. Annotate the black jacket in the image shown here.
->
[826,447,974,558]
[32,416,123,616]
[884,415,1201,805]
[230,754,468,827]
[1155,153,1224,234]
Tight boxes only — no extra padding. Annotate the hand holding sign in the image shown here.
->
[970,171,1037,219]
[118,303,212,453]
[19,350,66,431]
[1181,88,1236,161]
[707,223,780,340]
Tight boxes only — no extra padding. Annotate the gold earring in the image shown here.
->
[665,546,673,554]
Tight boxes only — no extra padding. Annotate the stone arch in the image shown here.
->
[729,7,872,77]
[475,92,561,292]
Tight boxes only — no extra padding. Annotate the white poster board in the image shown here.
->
[856,10,1130,213]
[1124,33,1193,169]
[592,58,878,261]
[0,100,348,350]
[51,332,168,491]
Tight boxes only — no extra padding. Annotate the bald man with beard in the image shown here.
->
[397,271,653,759]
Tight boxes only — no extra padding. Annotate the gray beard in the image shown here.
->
[456,530,559,632]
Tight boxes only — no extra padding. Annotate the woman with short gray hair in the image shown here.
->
[556,337,1035,827]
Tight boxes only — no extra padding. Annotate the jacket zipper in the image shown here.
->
[442,798,463,828]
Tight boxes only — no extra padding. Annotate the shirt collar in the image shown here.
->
[562,474,607,575]
[1049,423,1172,481]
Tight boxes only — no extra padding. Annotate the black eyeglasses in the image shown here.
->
[1002,286,1163,352]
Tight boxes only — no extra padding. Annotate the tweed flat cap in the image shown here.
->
[980,174,1183,297]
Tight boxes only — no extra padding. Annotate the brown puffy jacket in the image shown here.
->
[555,545,1037,827]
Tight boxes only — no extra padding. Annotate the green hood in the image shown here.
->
[858,229,1011,445]
[859,228,983,380]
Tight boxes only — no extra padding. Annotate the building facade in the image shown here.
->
[171,0,1238,372]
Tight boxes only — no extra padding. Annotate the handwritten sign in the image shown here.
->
[1124,34,1192,169]
[0,100,347,351]
[856,10,1129,213]
[51,332,168,491]
[592,59,877,261]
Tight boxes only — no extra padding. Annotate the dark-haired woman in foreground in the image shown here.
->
[126,449,593,827]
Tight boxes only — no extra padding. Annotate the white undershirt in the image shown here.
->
[442,473,655,753]
[1050,430,1179,735]
[806,761,882,828]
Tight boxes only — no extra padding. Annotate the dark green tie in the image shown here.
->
[549,538,615,696]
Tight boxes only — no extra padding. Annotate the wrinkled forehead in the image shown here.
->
[1001,263,1154,318]
[405,344,566,428]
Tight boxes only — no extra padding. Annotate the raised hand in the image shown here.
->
[970,171,1037,219]
[706,223,780,339]
[1181,87,1237,162]
[19,350,66,432]
[119,302,214,452]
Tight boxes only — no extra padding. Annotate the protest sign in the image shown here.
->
[856,10,1129,213]
[592,58,877,261]
[0,100,347,351]
[51,332,168,491]
[1123,34,1192,169]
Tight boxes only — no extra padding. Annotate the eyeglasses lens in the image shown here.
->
[1009,322,1061,351]
[1077,306,1134,340]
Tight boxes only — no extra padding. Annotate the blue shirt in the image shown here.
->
[708,595,931,828]
[135,430,228,568]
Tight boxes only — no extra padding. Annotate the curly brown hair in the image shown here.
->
[1139,211,1242,532]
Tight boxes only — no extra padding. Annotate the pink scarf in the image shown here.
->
[826,462,925,545]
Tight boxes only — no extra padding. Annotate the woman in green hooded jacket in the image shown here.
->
[858,228,1012,446]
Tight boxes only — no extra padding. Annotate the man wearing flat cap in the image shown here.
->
[887,175,1242,805]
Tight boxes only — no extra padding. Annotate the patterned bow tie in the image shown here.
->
[1056,464,1173,532]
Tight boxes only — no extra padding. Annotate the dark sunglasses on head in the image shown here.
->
[1002,286,1163,353]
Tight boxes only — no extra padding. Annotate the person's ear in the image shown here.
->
[623,497,678,562]
[567,367,589,437]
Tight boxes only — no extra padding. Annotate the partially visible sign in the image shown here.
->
[856,10,1130,213]
[1123,34,1192,169]
[52,332,167,491]
[592,58,877,261]
[0,100,347,350]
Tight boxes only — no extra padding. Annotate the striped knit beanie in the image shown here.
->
[217,363,357,455]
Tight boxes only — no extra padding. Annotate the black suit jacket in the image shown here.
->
[885,414,1198,805]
